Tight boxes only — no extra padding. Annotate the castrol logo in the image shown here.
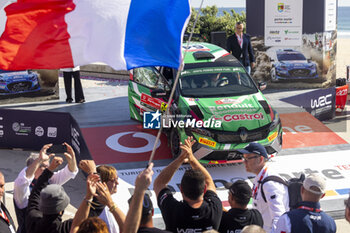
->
[223,113,264,122]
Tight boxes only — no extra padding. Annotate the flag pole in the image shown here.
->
[148,0,204,165]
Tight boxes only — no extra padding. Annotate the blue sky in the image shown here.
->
[190,0,350,8]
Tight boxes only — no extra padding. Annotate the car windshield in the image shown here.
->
[277,53,306,61]
[179,67,258,98]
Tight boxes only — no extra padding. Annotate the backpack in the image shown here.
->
[259,173,305,210]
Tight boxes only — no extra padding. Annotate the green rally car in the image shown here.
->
[128,42,282,164]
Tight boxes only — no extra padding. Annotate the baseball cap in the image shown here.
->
[303,174,326,195]
[237,142,268,158]
[128,193,153,216]
[224,180,252,204]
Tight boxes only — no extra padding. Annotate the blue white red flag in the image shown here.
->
[0,0,191,70]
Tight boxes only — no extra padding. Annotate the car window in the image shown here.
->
[133,67,169,90]
[277,52,306,61]
[179,67,258,97]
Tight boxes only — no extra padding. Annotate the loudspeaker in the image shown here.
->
[211,31,227,49]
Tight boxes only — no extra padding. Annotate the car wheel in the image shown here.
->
[170,128,181,158]
[270,67,278,83]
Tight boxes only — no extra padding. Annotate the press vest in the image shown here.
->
[287,201,336,233]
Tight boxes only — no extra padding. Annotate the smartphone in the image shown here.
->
[47,144,67,154]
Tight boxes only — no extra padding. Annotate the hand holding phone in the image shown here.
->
[47,144,67,154]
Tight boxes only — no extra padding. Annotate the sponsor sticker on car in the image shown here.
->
[140,93,166,112]
[268,131,278,141]
[215,98,244,105]
[198,137,216,148]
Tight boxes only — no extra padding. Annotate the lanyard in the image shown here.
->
[298,206,321,212]
[252,166,268,199]
[236,33,243,48]
[0,208,9,224]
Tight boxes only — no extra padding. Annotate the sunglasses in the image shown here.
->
[242,155,260,162]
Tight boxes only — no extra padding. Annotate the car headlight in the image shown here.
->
[29,74,38,81]
[269,111,280,130]
[277,65,288,70]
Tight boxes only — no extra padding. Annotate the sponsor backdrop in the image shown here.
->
[265,0,303,47]
[0,109,92,161]
[114,151,350,218]
[0,69,59,104]
[247,0,337,89]
[280,87,336,120]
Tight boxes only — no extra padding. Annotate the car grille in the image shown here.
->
[289,69,310,77]
[209,126,270,143]
[7,81,32,92]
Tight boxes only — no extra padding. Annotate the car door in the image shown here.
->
[128,66,170,121]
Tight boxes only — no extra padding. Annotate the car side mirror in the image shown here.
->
[307,59,312,63]
[151,89,168,98]
[258,82,267,91]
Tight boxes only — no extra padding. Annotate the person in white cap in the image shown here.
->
[273,174,336,233]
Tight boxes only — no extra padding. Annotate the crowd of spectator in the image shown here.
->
[0,139,348,233]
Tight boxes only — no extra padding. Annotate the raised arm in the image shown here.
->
[26,156,63,232]
[14,144,53,208]
[96,182,126,233]
[63,143,78,173]
[124,163,154,233]
[69,174,99,233]
[153,148,187,196]
[182,137,216,192]
[79,159,97,175]
[26,144,53,178]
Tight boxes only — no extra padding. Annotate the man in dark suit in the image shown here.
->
[0,171,16,233]
[227,22,255,74]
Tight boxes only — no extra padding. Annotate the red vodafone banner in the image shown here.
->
[81,124,171,165]
[335,85,348,110]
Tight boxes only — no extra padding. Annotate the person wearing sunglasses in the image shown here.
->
[238,142,289,233]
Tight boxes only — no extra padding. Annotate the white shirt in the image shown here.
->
[13,165,78,209]
[99,193,123,233]
[252,165,289,233]
[273,213,292,233]
[60,66,80,72]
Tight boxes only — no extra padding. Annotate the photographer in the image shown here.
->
[14,143,78,233]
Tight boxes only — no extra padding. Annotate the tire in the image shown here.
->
[270,67,278,83]
[170,128,181,158]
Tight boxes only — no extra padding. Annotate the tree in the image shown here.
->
[185,6,246,42]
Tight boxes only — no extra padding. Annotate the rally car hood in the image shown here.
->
[280,60,308,64]
[279,60,314,67]
[183,93,272,131]
[0,71,31,81]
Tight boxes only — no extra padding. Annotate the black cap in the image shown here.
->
[237,142,268,158]
[128,193,153,216]
[225,180,252,204]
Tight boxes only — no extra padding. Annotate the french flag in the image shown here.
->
[0,0,191,71]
